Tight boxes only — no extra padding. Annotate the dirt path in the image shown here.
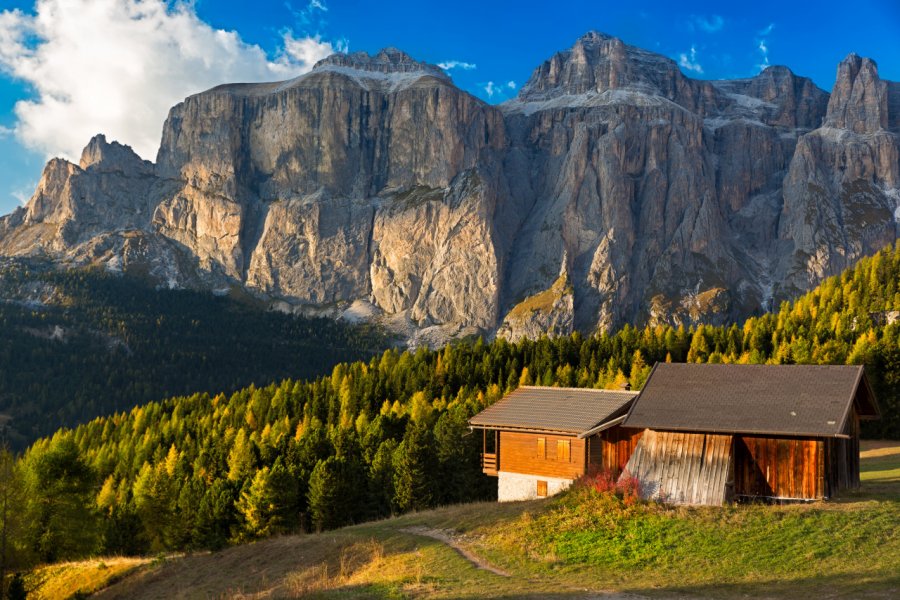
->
[400,526,511,577]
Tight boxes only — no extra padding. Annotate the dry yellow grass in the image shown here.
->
[506,274,571,319]
[25,557,150,600]
[861,439,900,457]
[860,439,900,488]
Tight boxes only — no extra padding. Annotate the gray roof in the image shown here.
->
[623,363,880,437]
[469,386,638,436]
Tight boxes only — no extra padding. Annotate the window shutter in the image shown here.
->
[557,439,570,462]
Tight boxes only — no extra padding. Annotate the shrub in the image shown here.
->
[575,468,642,505]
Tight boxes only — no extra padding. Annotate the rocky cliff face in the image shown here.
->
[1,33,898,343]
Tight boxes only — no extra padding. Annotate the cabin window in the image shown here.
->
[536,480,548,497]
[557,439,571,462]
[537,437,546,458]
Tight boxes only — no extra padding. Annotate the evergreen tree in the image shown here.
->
[307,457,363,531]
[433,407,485,504]
[368,439,398,518]
[236,461,298,539]
[0,447,32,598]
[23,437,99,562]
[392,424,439,512]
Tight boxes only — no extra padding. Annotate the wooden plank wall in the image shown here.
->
[733,436,824,499]
[588,426,644,474]
[622,429,733,506]
[825,408,861,494]
[498,431,586,479]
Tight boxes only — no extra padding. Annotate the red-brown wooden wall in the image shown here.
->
[587,426,644,474]
[733,408,860,500]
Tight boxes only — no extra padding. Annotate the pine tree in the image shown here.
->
[433,407,487,504]
[23,437,99,562]
[237,461,298,539]
[392,424,439,512]
[368,439,398,518]
[1,446,32,597]
[307,457,357,531]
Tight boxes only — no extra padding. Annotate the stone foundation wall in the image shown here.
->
[497,471,573,502]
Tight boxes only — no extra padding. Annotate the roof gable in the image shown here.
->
[623,363,879,438]
[469,386,638,436]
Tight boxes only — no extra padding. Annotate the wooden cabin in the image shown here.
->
[621,363,880,505]
[469,386,642,501]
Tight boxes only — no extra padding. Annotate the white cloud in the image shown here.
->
[437,60,476,71]
[288,0,328,27]
[0,124,13,137]
[693,15,724,33]
[756,23,774,71]
[757,40,770,70]
[482,80,516,99]
[0,0,343,162]
[11,181,36,205]
[678,45,703,74]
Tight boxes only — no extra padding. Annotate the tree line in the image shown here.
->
[0,241,898,591]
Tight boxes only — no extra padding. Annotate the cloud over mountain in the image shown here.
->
[0,0,340,161]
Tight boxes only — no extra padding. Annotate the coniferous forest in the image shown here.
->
[0,260,390,447]
[0,242,899,576]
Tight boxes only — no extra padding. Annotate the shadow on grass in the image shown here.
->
[624,571,900,599]
[300,571,900,599]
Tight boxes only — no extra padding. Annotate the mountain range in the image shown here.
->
[1,31,898,344]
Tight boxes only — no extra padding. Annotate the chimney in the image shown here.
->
[619,382,632,391]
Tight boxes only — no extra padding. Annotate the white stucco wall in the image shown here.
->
[497,471,573,502]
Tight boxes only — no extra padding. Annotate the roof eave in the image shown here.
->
[467,422,583,436]
[627,424,851,439]
[577,414,628,439]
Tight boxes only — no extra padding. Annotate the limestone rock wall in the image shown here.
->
[1,34,898,343]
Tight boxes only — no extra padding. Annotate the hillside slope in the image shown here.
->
[0,259,389,447]
[2,241,898,582]
[27,442,900,599]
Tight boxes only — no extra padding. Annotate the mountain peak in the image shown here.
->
[826,52,888,133]
[574,30,621,45]
[79,134,152,173]
[312,47,447,80]
[516,30,688,104]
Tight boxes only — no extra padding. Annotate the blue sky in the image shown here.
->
[0,0,898,216]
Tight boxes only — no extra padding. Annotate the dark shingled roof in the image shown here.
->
[623,363,880,437]
[469,386,638,436]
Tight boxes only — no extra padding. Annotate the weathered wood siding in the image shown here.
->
[733,409,861,501]
[498,431,586,479]
[825,407,861,494]
[733,436,824,499]
[623,430,734,506]
[587,426,644,474]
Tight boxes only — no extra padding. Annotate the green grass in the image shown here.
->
[469,441,900,598]
[480,492,898,597]
[861,442,900,485]
[30,442,900,599]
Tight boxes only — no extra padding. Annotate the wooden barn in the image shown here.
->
[469,386,642,501]
[620,363,880,505]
